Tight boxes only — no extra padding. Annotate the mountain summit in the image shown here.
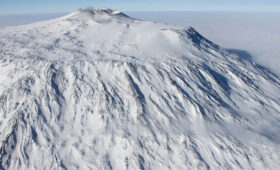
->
[0,9,280,169]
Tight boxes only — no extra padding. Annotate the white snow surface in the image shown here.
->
[0,8,280,169]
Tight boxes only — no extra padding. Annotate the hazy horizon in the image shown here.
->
[1,0,280,15]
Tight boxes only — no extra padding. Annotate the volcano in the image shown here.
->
[0,9,279,169]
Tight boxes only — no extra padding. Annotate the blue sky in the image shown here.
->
[1,0,280,15]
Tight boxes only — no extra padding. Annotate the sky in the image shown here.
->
[1,0,280,15]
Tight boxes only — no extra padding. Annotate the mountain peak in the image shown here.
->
[72,8,130,19]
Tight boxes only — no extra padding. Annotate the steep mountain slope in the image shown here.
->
[0,9,280,169]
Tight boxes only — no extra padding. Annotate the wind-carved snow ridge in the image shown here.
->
[0,8,280,170]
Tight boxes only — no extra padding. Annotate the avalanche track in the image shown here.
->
[0,8,280,170]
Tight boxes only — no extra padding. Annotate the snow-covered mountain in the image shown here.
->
[0,8,280,169]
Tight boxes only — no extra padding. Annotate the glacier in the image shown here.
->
[0,8,280,169]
